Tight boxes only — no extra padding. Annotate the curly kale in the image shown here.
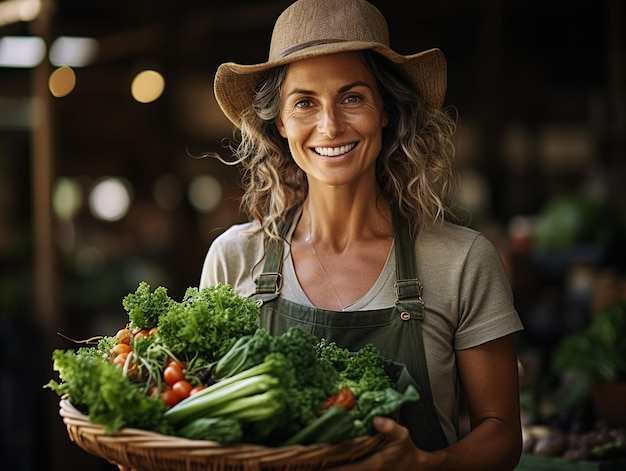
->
[122,281,174,329]
[317,339,392,398]
[271,327,337,391]
[316,337,350,365]
[46,348,170,435]
[157,283,260,361]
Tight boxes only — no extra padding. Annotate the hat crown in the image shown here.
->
[269,0,390,61]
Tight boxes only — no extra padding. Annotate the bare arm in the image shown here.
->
[428,334,523,470]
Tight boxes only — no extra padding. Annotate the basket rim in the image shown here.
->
[58,397,388,470]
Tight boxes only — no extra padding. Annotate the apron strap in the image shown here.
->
[392,207,449,450]
[252,222,287,304]
[392,207,425,308]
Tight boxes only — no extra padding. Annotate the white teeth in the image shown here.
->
[314,143,356,156]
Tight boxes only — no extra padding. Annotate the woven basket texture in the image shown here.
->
[59,399,387,471]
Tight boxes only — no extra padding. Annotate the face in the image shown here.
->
[276,51,389,189]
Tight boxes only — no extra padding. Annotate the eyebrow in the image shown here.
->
[284,81,373,99]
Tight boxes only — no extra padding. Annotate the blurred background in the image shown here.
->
[0,0,624,469]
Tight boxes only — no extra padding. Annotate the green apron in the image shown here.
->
[250,210,449,451]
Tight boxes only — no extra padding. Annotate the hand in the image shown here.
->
[327,417,424,470]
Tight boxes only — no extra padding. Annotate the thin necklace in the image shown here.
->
[305,221,345,311]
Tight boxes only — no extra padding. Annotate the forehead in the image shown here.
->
[283,51,376,89]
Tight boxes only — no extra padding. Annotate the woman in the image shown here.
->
[201,0,524,469]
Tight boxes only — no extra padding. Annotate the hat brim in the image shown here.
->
[214,43,446,127]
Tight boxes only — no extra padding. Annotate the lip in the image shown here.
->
[312,142,357,158]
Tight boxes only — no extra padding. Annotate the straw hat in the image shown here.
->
[214,0,447,127]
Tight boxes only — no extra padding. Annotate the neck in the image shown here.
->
[298,190,392,251]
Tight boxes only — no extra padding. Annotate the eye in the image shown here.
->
[343,94,363,105]
[294,98,313,108]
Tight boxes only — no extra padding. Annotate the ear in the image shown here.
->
[276,116,287,138]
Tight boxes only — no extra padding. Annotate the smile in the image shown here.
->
[313,143,356,157]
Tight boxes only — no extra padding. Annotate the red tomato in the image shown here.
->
[172,380,193,400]
[167,358,186,369]
[163,363,184,386]
[322,386,355,411]
[160,388,180,408]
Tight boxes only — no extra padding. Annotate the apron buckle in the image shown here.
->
[255,272,283,295]
[394,278,424,305]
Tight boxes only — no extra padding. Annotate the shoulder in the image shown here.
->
[416,222,522,347]
[417,221,488,255]
[209,220,264,252]
[200,220,266,293]
[415,221,507,279]
[206,220,267,271]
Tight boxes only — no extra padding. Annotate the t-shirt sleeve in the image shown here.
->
[454,234,524,350]
[199,223,264,297]
[199,234,228,289]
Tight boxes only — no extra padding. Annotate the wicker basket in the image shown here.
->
[59,399,387,471]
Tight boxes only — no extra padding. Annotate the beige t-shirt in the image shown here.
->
[200,218,523,444]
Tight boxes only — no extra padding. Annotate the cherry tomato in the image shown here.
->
[160,388,180,408]
[322,386,355,411]
[189,385,206,396]
[167,358,186,369]
[172,380,193,400]
[115,328,132,345]
[163,363,184,386]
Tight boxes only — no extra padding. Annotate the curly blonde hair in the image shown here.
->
[217,50,459,240]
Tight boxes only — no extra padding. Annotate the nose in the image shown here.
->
[317,105,342,138]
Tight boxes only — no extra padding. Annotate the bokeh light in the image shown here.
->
[0,35,45,67]
[187,174,222,212]
[52,176,82,220]
[131,69,165,103]
[48,66,76,97]
[49,36,99,67]
[88,177,132,221]
[0,0,41,26]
